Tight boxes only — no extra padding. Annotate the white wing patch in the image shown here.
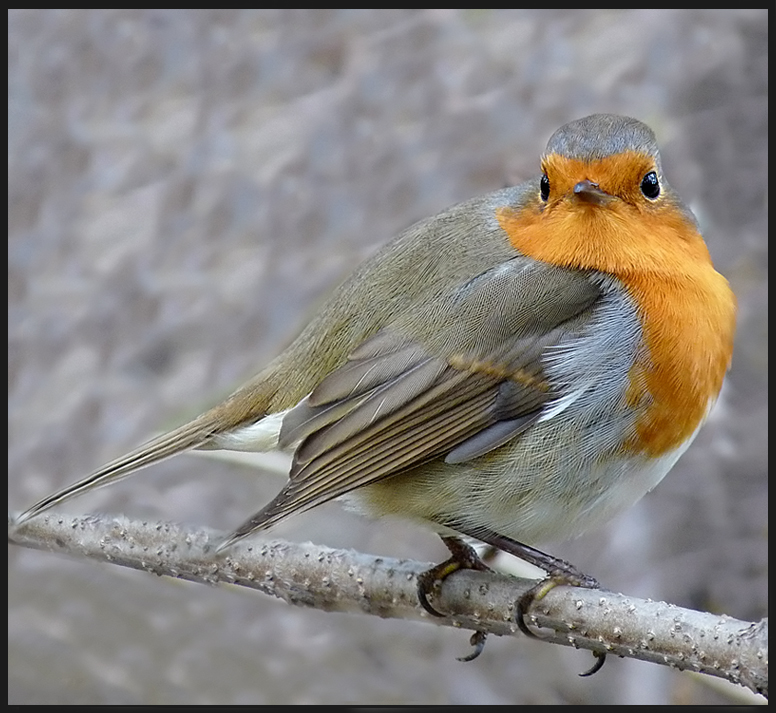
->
[210,409,290,452]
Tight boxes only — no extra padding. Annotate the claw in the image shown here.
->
[515,575,607,676]
[579,650,607,677]
[457,630,488,662]
[515,577,564,638]
[416,569,448,618]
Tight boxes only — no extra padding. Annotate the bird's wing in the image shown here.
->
[223,258,602,543]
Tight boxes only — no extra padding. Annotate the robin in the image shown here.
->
[18,114,736,668]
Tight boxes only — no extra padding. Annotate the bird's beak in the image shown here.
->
[573,179,613,205]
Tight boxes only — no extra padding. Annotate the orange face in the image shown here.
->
[499,150,714,275]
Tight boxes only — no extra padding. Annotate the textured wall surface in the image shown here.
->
[9,9,767,705]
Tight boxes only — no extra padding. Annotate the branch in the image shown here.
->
[8,512,767,698]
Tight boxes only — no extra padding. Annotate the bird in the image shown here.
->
[17,114,736,666]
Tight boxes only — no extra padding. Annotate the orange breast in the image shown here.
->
[496,193,736,457]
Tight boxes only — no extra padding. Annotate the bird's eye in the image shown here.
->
[540,174,550,201]
[640,171,660,200]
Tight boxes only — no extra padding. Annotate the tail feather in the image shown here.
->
[16,417,216,525]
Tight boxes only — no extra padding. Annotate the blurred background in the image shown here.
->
[8,9,767,705]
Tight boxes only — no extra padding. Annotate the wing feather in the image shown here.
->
[223,258,603,542]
